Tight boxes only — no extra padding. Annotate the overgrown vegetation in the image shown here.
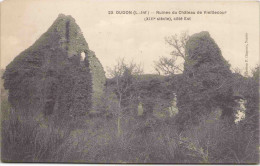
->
[1,20,259,164]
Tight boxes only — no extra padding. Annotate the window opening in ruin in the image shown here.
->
[80,52,86,61]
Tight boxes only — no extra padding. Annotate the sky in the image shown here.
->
[1,0,259,75]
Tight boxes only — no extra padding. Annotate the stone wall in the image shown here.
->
[85,50,106,112]
[3,14,106,118]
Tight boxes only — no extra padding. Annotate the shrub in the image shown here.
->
[180,112,259,164]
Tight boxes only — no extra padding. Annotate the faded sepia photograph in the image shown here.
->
[0,0,259,164]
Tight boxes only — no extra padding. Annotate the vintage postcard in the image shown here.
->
[1,0,259,164]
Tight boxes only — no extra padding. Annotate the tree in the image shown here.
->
[136,74,174,119]
[154,31,189,76]
[242,65,259,129]
[107,58,143,137]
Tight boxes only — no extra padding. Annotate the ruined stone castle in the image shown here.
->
[3,14,106,118]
